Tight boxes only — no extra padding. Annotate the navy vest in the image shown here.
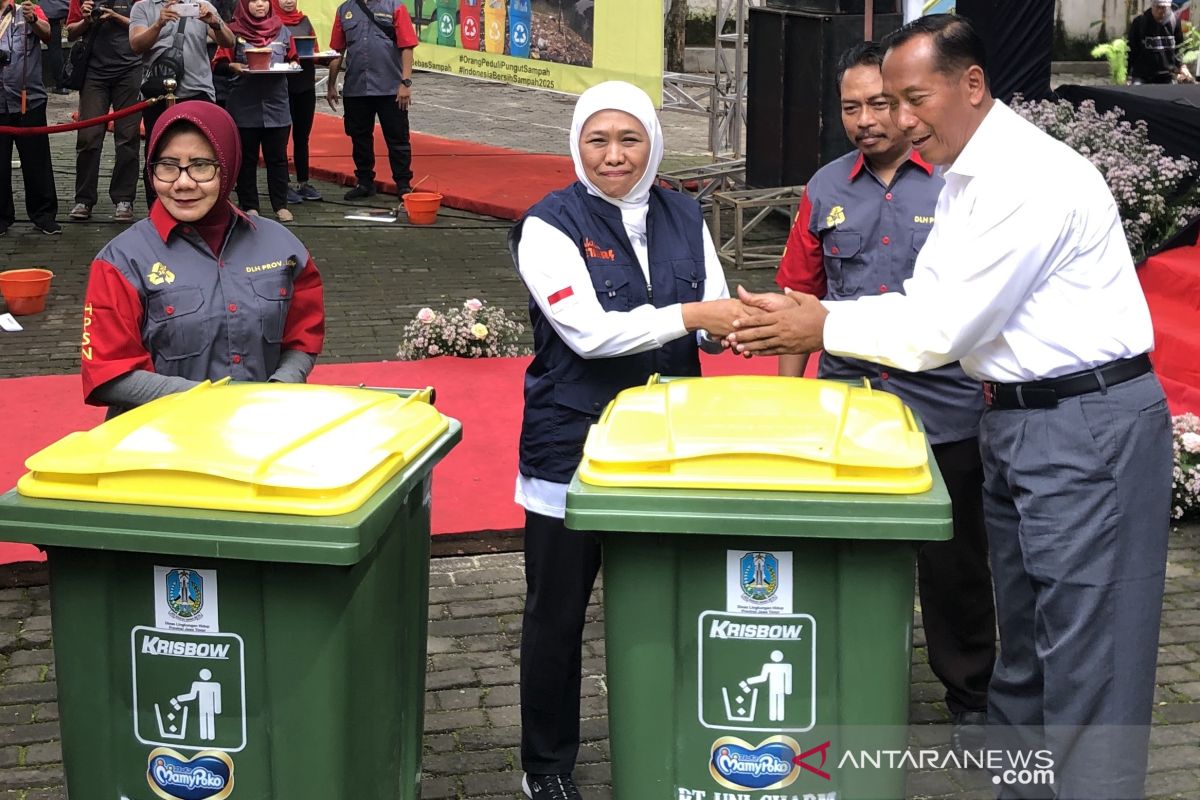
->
[512,182,706,483]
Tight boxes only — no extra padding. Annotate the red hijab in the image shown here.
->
[270,0,304,27]
[148,101,243,252]
[230,0,282,46]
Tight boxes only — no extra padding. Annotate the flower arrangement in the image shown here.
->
[396,298,530,360]
[1173,413,1200,524]
[1010,97,1200,260]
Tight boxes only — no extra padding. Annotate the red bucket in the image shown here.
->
[0,268,54,315]
[245,48,272,71]
[402,191,443,225]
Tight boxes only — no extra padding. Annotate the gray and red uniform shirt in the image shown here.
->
[0,2,47,114]
[776,149,982,445]
[81,202,325,405]
[328,0,416,97]
[213,29,294,128]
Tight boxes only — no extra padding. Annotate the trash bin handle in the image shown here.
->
[246,387,435,479]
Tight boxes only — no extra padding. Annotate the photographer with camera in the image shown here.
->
[0,0,60,235]
[65,0,142,222]
[129,0,234,202]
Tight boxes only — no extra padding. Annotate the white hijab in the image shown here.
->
[569,81,665,245]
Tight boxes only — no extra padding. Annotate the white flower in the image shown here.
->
[1182,432,1200,454]
[416,307,436,323]
[464,298,484,312]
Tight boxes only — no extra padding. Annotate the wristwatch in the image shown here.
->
[399,78,412,87]
[697,329,725,355]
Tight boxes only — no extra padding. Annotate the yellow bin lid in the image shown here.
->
[17,381,450,516]
[577,375,932,494]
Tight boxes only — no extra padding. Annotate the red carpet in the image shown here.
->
[0,354,783,564]
[6,242,1196,568]
[1139,241,1200,415]
[300,113,574,220]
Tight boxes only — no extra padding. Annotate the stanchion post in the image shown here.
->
[164,78,177,107]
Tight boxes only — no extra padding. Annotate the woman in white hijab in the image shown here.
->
[509,81,748,800]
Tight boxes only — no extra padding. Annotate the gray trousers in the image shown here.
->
[980,372,1171,800]
[74,68,143,207]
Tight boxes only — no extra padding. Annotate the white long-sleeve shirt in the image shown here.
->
[822,101,1154,383]
[514,215,730,518]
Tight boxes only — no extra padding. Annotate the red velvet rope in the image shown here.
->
[0,96,162,136]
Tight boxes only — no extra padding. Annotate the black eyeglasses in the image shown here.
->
[150,159,220,183]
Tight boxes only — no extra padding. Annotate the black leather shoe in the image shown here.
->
[951,710,988,762]
[343,184,376,201]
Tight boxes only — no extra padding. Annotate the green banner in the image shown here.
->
[412,0,663,105]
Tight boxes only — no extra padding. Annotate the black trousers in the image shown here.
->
[75,68,143,207]
[142,94,213,204]
[46,18,66,90]
[0,103,58,230]
[918,436,997,715]
[342,94,412,190]
[520,510,601,774]
[288,89,315,184]
[236,125,291,213]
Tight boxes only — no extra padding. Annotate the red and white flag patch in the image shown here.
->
[547,285,578,315]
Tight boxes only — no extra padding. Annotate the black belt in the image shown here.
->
[982,354,1152,410]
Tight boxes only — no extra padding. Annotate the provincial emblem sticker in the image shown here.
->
[726,550,793,614]
[155,567,220,633]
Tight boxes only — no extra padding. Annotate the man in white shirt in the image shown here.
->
[727,15,1171,799]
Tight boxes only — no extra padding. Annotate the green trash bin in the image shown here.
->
[567,375,952,800]
[0,381,461,800]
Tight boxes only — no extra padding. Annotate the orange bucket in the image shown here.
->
[0,268,54,316]
[402,192,443,225]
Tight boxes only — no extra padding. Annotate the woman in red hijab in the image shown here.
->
[273,0,322,203]
[213,0,297,221]
[79,101,325,416]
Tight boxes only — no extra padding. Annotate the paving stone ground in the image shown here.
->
[0,68,1195,799]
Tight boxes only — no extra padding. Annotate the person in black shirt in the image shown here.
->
[66,0,144,222]
[1127,0,1193,84]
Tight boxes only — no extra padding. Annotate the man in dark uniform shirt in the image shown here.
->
[776,41,995,756]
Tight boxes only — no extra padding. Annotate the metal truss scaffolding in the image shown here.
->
[661,0,758,160]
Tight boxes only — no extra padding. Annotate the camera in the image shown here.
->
[0,51,10,67]
[90,0,114,19]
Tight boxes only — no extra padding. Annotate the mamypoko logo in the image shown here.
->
[709,736,801,790]
[166,569,203,620]
[146,748,234,800]
[740,551,779,604]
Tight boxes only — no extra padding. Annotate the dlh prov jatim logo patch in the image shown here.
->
[166,569,204,620]
[740,552,780,604]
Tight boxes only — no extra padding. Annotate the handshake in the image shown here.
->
[683,286,829,356]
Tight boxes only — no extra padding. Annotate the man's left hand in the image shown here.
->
[396,84,411,110]
[197,4,218,26]
[725,285,829,355]
[21,1,37,22]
